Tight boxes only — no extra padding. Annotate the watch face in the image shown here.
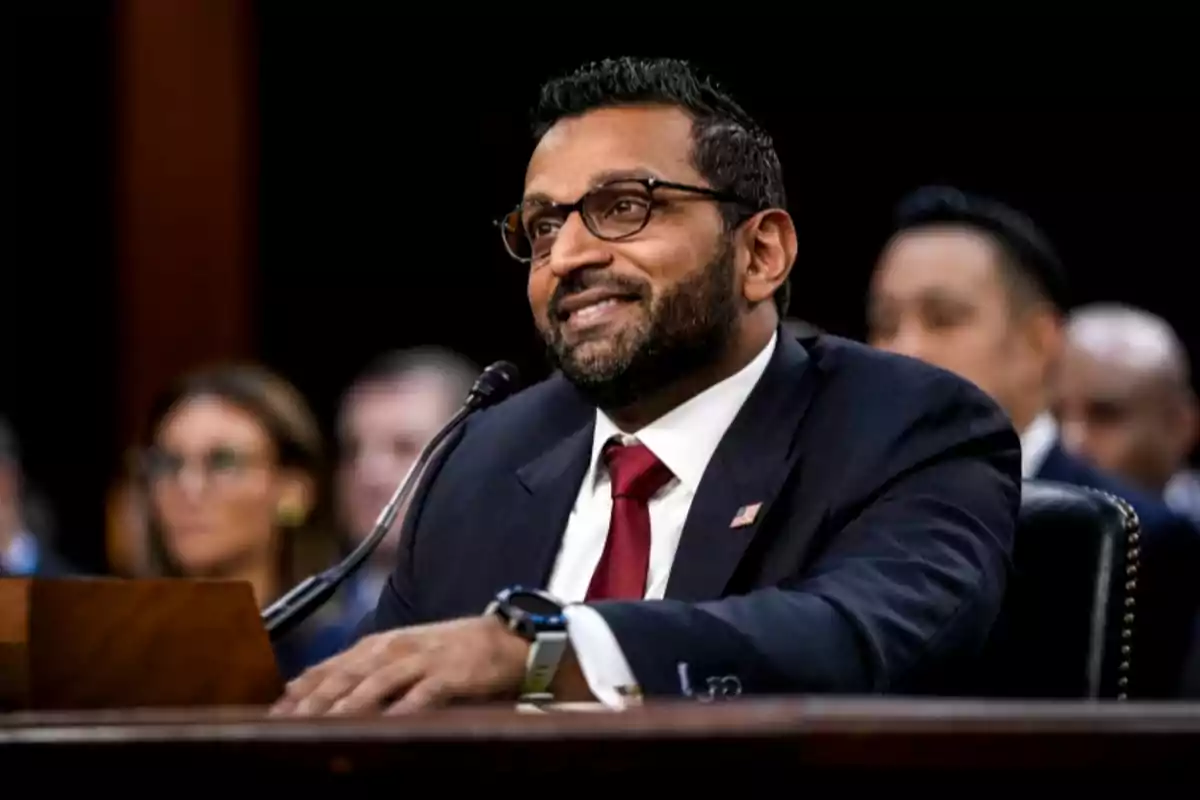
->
[510,591,562,617]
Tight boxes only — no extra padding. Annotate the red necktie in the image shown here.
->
[585,440,674,601]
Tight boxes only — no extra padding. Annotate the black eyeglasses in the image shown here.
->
[495,177,747,264]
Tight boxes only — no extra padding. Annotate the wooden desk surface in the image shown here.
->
[2,698,1199,775]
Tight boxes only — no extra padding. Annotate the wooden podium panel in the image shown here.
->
[1,698,1198,777]
[0,578,281,710]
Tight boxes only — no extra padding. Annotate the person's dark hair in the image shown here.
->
[139,363,339,591]
[533,57,791,316]
[891,185,1070,315]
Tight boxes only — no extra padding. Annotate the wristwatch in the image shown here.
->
[485,586,569,701]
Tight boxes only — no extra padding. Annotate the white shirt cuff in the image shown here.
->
[562,604,643,710]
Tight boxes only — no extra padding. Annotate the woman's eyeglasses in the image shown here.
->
[142,446,269,487]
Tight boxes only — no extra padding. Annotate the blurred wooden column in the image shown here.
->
[114,0,257,448]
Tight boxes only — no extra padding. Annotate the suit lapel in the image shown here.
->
[501,416,595,590]
[665,333,819,601]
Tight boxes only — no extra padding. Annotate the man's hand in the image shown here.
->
[270,615,529,716]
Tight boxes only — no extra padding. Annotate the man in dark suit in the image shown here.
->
[867,186,1200,696]
[273,59,1020,715]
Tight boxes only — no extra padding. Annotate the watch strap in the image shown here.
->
[519,630,569,699]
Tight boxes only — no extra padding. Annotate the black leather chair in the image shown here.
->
[971,479,1140,699]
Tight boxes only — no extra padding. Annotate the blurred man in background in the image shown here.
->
[867,185,1200,696]
[1058,303,1200,526]
[334,347,478,624]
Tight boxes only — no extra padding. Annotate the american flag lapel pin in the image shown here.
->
[729,502,762,529]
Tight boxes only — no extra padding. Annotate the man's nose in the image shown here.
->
[176,464,207,501]
[547,213,611,278]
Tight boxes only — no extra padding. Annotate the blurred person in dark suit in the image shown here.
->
[1058,303,1200,526]
[275,58,1019,716]
[868,186,1200,696]
[139,365,349,679]
[334,347,478,625]
[0,416,73,576]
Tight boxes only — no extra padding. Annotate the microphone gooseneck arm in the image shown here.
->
[335,404,470,585]
[261,361,520,641]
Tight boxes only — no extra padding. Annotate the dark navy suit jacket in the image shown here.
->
[362,333,1022,696]
[1036,443,1200,697]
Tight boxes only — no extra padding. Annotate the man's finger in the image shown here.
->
[268,696,295,716]
[384,676,447,715]
[329,655,425,715]
[269,663,331,715]
[269,632,396,713]
[289,670,364,716]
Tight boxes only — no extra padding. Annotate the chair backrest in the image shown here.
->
[972,479,1140,699]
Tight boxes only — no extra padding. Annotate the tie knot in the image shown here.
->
[603,440,673,501]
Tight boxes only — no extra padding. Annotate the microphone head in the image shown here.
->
[466,361,521,410]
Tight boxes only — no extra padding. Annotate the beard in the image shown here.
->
[540,241,739,411]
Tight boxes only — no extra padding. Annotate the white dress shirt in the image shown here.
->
[549,332,778,708]
[1020,411,1058,479]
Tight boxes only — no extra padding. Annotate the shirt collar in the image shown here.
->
[589,331,778,493]
[1021,411,1058,479]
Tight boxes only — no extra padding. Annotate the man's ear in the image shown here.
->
[1024,306,1065,367]
[740,209,797,306]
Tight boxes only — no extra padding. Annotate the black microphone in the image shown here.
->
[261,361,521,640]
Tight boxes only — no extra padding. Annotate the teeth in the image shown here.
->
[571,298,621,324]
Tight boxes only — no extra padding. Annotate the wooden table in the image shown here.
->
[2,698,1199,778]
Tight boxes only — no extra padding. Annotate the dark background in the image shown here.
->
[11,6,1196,570]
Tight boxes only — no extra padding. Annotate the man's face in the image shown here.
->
[868,227,1044,417]
[1056,345,1188,490]
[523,105,740,409]
[336,375,456,554]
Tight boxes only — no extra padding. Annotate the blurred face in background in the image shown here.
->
[1057,344,1197,492]
[868,227,1057,428]
[148,396,297,575]
[336,374,458,559]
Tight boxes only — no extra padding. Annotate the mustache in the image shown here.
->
[549,272,649,319]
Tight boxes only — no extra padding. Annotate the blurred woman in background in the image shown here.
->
[139,364,348,679]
